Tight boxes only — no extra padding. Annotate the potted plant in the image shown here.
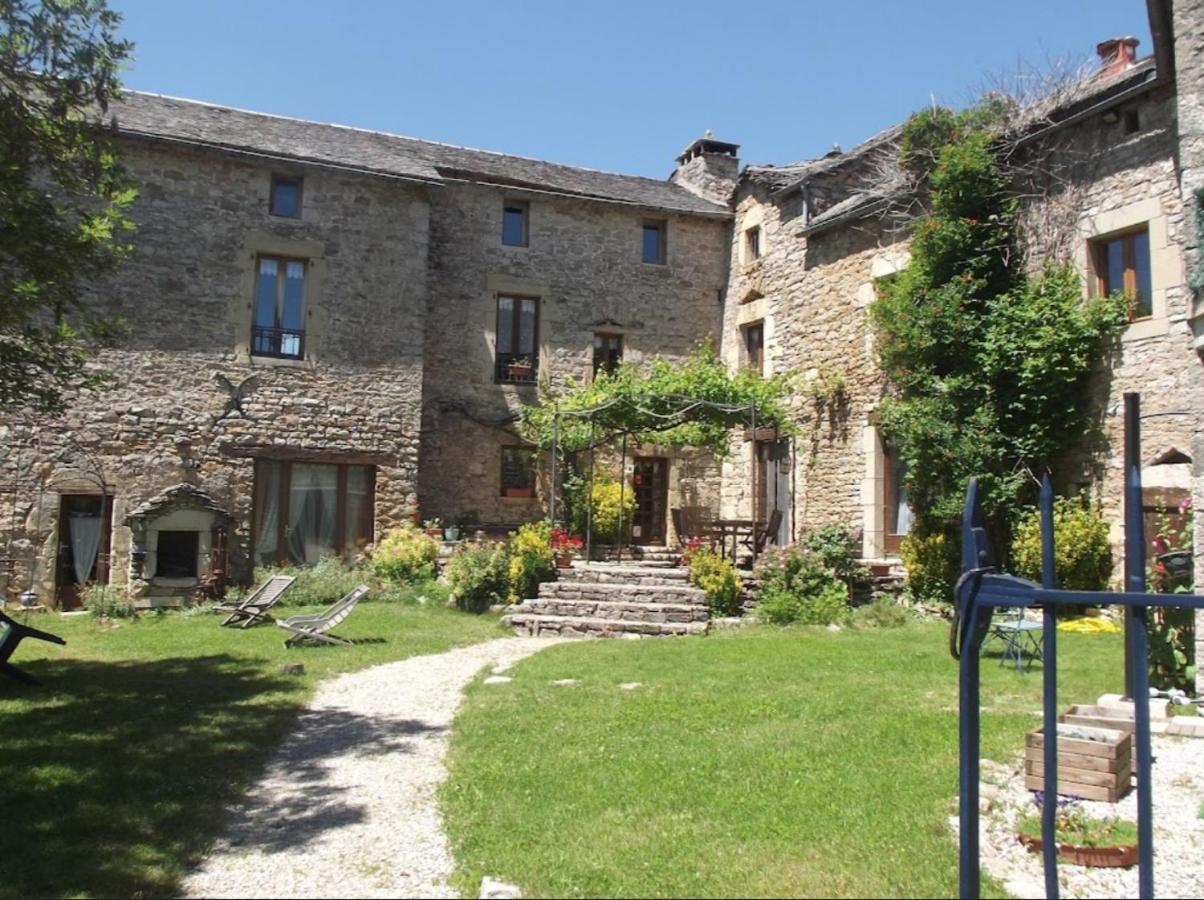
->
[444,523,461,542]
[1016,792,1138,868]
[504,485,534,498]
[551,527,583,569]
[507,356,534,381]
[423,518,443,540]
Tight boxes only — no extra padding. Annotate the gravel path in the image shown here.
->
[183,636,562,899]
[965,733,1204,898]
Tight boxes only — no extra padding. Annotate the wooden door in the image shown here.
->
[755,440,791,544]
[631,458,668,545]
[55,494,112,610]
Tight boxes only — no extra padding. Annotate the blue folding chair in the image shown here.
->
[984,606,1044,671]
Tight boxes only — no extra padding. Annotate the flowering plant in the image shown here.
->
[680,536,708,566]
[1018,792,1137,849]
[550,527,583,556]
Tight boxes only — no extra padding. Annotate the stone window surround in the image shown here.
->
[731,294,771,375]
[859,248,911,560]
[1075,198,1181,342]
[485,273,549,390]
[234,233,327,368]
[738,203,765,271]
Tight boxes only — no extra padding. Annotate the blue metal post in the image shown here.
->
[1123,395,1153,898]
[958,601,982,900]
[1038,475,1058,899]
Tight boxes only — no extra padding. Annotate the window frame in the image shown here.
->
[592,332,623,378]
[494,294,540,384]
[745,225,762,263]
[642,220,667,265]
[251,254,307,361]
[500,446,536,498]
[1090,225,1152,321]
[882,441,911,555]
[251,459,376,566]
[502,199,530,247]
[742,320,764,374]
[269,174,303,218]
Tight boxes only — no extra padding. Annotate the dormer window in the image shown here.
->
[270,175,303,218]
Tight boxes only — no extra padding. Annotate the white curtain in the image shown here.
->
[254,462,281,565]
[68,514,103,584]
[288,463,338,564]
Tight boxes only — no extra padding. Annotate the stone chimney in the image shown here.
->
[671,132,740,207]
[1096,36,1140,77]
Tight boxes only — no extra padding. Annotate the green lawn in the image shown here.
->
[0,601,505,899]
[442,621,1125,899]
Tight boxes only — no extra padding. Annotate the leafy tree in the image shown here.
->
[870,104,1128,586]
[1,0,135,413]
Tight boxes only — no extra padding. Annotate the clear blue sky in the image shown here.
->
[109,0,1154,178]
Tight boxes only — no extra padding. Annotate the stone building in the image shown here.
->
[0,95,730,608]
[1,0,1201,648]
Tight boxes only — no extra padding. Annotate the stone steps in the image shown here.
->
[517,598,709,623]
[504,559,712,639]
[538,580,706,606]
[502,612,708,639]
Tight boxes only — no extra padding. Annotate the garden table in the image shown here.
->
[710,518,755,563]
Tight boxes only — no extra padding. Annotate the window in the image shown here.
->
[1123,110,1140,134]
[502,200,529,247]
[593,333,623,377]
[642,220,666,264]
[883,442,912,555]
[1092,227,1152,319]
[252,256,306,359]
[252,460,375,566]
[500,447,535,498]
[745,225,761,262]
[495,295,539,383]
[270,175,302,218]
[743,321,764,374]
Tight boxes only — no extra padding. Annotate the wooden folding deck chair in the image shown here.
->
[213,574,296,628]
[276,584,369,648]
[0,611,66,686]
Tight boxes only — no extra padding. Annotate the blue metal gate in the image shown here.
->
[954,393,1204,899]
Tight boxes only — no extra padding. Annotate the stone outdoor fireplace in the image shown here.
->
[124,484,233,607]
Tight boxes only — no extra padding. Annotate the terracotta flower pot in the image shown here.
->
[555,553,574,569]
[1018,834,1138,868]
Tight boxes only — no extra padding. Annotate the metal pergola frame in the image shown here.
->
[544,395,785,566]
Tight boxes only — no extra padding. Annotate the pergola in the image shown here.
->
[543,395,786,566]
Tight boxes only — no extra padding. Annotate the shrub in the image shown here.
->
[754,547,850,626]
[255,556,366,607]
[1011,497,1112,591]
[900,527,960,606]
[684,543,742,616]
[570,475,635,545]
[372,522,439,583]
[507,521,555,604]
[447,542,510,613]
[852,598,912,629]
[81,583,136,619]
[803,524,868,585]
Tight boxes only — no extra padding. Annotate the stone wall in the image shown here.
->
[418,179,731,530]
[719,73,1204,573]
[0,138,430,604]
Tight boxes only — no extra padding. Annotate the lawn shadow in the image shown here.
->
[0,653,410,898]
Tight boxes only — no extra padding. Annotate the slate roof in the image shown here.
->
[109,91,731,217]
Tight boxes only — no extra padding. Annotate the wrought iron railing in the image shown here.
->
[252,325,304,360]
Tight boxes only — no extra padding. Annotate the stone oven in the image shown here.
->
[124,484,234,607]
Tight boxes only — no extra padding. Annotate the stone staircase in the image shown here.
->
[502,560,710,638]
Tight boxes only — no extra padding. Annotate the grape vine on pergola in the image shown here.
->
[519,350,797,564]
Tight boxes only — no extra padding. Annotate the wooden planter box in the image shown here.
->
[1059,704,1136,768]
[1024,724,1132,803]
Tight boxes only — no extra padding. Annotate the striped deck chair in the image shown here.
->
[277,584,369,648]
[213,574,296,628]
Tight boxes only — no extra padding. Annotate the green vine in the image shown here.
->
[520,346,797,456]
[869,103,1129,565]
[1189,186,1204,295]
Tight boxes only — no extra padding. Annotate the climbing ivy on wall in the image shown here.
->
[1189,186,1204,295]
[869,103,1129,582]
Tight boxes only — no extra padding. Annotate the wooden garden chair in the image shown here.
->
[0,611,66,686]
[213,574,296,628]
[742,509,784,556]
[277,584,369,648]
